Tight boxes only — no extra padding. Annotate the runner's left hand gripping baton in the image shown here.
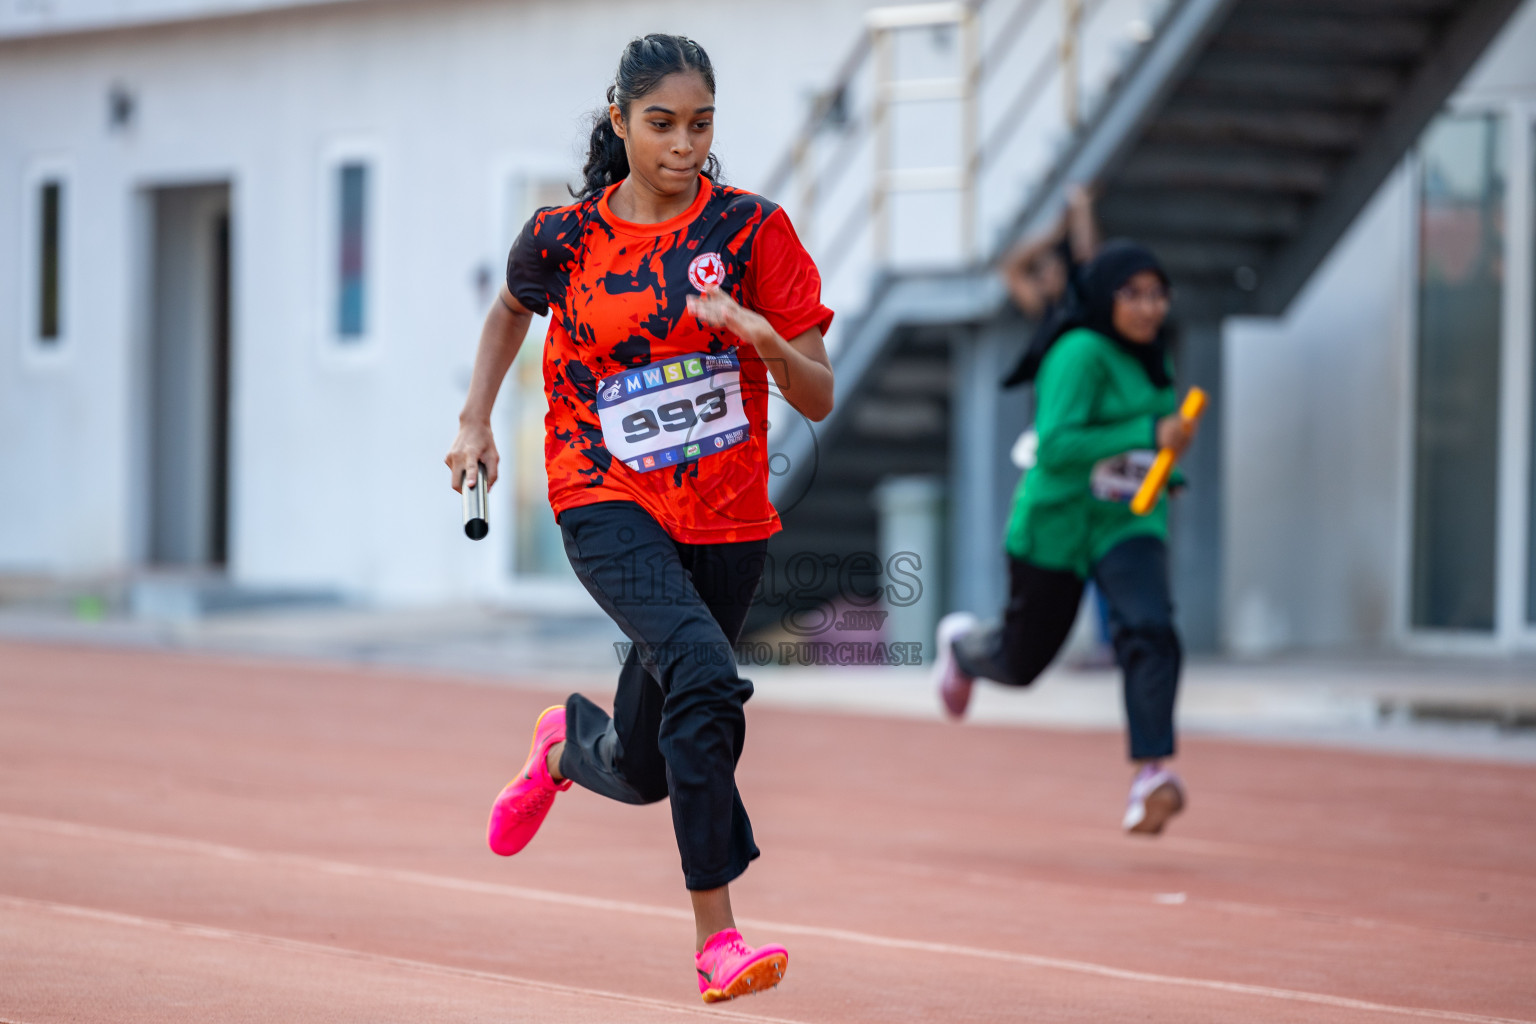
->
[462,461,489,540]
[1130,388,1207,517]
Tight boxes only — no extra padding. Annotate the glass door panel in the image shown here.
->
[1411,113,1505,631]
[1528,118,1536,626]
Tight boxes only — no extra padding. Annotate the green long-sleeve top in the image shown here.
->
[1003,327,1181,577]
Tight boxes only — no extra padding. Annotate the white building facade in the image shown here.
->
[0,0,883,609]
[4,0,1535,659]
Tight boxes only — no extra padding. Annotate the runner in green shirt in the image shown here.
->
[934,240,1198,836]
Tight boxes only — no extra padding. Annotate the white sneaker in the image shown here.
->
[1123,764,1185,835]
[934,612,979,719]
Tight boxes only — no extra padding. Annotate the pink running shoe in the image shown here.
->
[1123,763,1185,835]
[486,705,572,856]
[696,929,788,1004]
[934,611,979,719]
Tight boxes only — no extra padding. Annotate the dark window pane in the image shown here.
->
[1529,123,1536,625]
[337,163,367,338]
[1412,114,1504,632]
[39,181,62,341]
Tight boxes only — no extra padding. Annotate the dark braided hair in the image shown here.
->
[574,34,723,199]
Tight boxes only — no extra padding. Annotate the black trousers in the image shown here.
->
[556,501,766,891]
[953,535,1181,760]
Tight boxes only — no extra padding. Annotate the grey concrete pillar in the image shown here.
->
[875,475,945,660]
[1169,317,1223,652]
[947,319,1030,619]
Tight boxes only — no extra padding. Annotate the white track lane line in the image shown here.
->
[0,894,807,1024]
[1,812,1530,1024]
[834,850,1536,949]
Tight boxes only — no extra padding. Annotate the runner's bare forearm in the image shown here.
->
[460,285,533,425]
[744,322,834,423]
[683,286,834,421]
[1066,184,1099,263]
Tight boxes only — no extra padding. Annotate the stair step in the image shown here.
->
[1242,0,1461,15]
[869,358,952,397]
[785,481,879,517]
[819,446,947,483]
[1114,145,1335,195]
[1099,190,1305,241]
[1140,238,1276,280]
[896,328,957,352]
[1146,105,1370,152]
[847,398,947,441]
[764,529,879,565]
[1213,12,1435,62]
[1180,56,1404,107]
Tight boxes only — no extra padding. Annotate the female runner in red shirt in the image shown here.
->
[444,34,834,1004]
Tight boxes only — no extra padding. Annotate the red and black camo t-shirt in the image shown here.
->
[505,177,833,545]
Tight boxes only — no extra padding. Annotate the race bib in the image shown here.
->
[1090,450,1156,504]
[595,351,751,473]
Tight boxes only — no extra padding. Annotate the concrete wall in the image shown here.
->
[1223,174,1413,654]
[0,0,367,39]
[0,0,876,604]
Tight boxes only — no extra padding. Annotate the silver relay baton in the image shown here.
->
[462,461,489,540]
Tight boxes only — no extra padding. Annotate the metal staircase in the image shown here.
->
[750,0,1524,645]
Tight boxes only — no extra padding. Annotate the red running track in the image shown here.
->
[0,641,1532,1023]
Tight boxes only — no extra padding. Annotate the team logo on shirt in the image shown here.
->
[688,252,726,291]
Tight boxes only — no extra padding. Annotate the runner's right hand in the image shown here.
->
[1156,413,1196,457]
[445,420,499,494]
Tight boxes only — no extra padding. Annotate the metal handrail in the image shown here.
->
[761,0,1169,302]
[979,0,1048,76]
[760,32,875,199]
[977,0,1117,166]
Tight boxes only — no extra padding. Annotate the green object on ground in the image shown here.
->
[73,595,107,622]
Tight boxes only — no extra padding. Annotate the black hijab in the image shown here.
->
[1002,239,1172,389]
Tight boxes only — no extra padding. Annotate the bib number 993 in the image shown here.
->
[622,389,729,442]
[595,352,751,473]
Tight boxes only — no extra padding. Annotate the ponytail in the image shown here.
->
[575,86,632,198]
[574,34,724,199]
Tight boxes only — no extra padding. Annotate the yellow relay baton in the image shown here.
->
[1129,387,1207,517]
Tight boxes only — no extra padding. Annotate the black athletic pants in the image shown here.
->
[953,535,1181,761]
[556,501,766,891]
